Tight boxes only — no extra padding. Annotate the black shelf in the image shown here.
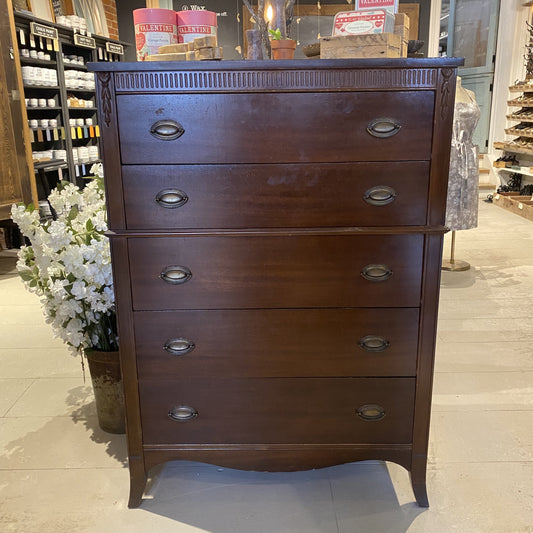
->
[67,107,96,112]
[26,106,62,111]
[67,88,95,93]
[20,57,57,66]
[63,63,88,71]
[15,9,129,194]
[33,159,68,172]
[23,85,60,90]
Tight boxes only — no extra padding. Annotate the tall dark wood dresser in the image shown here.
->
[90,58,462,508]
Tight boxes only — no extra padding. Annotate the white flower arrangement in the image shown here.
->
[11,164,118,354]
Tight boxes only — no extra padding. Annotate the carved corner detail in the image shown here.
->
[440,68,454,121]
[98,72,112,127]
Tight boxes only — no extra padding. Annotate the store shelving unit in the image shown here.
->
[13,10,128,199]
[493,79,533,220]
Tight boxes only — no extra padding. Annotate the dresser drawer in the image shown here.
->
[139,377,415,445]
[122,162,430,229]
[128,234,424,310]
[116,91,434,164]
[134,308,420,378]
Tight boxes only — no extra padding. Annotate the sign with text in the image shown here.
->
[74,34,96,49]
[356,0,398,12]
[30,22,58,41]
[106,42,124,55]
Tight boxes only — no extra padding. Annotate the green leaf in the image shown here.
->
[19,270,34,282]
[269,28,282,40]
[86,219,94,231]
[29,279,37,288]
[67,205,79,221]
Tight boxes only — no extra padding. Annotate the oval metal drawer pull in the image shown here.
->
[156,189,188,209]
[363,185,397,206]
[150,119,185,141]
[169,405,198,422]
[164,337,195,356]
[361,264,393,282]
[160,265,192,284]
[359,335,390,352]
[357,404,386,421]
[367,118,402,138]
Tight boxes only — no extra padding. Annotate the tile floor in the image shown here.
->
[0,201,532,532]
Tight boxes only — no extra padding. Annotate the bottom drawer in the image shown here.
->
[139,378,415,445]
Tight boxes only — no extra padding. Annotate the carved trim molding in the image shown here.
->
[439,68,454,121]
[114,68,438,93]
[98,72,112,127]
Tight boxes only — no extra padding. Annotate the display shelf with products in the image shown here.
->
[12,8,128,203]
[493,22,533,218]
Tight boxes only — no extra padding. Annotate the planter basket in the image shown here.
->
[85,349,125,434]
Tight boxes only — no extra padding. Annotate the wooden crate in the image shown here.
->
[394,13,410,58]
[493,193,533,222]
[320,33,401,59]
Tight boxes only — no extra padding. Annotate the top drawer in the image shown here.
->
[116,91,434,165]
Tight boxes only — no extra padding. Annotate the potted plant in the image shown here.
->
[10,164,125,434]
[269,28,296,60]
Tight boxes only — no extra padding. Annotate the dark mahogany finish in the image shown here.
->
[134,308,420,378]
[90,58,461,509]
[128,234,424,310]
[122,162,431,229]
[116,91,434,164]
[138,378,416,444]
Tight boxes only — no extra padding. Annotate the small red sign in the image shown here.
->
[356,0,398,12]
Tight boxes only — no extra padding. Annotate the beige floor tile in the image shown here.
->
[328,462,425,533]
[435,341,533,372]
[0,378,34,416]
[438,296,533,319]
[432,371,533,411]
[0,468,131,533]
[0,416,127,469]
[0,304,48,325]
[5,378,95,418]
[428,411,533,463]
[0,347,82,378]
[437,317,533,343]
[385,461,533,533]
[0,324,66,349]
[0,279,43,306]
[136,462,339,533]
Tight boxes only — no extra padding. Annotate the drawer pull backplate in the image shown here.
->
[160,265,192,284]
[359,335,390,352]
[361,264,393,282]
[363,185,397,206]
[357,404,386,421]
[164,337,195,356]
[156,189,188,209]
[367,118,402,138]
[150,119,185,141]
[169,405,198,422]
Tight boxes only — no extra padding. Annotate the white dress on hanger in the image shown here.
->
[445,81,481,231]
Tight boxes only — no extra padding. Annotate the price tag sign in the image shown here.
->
[30,22,58,40]
[74,34,96,49]
[106,42,124,55]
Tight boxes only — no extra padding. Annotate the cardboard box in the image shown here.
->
[321,33,401,59]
